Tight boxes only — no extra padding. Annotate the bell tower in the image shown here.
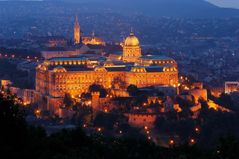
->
[74,16,80,44]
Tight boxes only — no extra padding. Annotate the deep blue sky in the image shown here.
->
[80,0,239,9]
[1,0,239,9]
[79,0,239,9]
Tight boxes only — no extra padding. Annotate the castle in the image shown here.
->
[35,17,179,115]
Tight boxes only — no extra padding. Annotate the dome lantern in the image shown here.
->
[124,31,140,47]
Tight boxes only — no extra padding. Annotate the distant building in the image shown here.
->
[41,50,80,60]
[191,82,203,89]
[4,84,36,105]
[225,81,239,94]
[41,45,107,60]
[125,113,157,128]
[47,37,67,48]
[210,87,224,97]
[82,32,106,46]
[0,80,12,89]
[188,88,207,103]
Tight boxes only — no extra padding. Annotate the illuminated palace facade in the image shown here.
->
[35,29,178,114]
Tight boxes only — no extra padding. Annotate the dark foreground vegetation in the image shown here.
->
[0,94,239,159]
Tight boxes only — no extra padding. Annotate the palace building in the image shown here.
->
[35,22,178,115]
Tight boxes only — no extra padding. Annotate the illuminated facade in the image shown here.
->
[82,32,106,46]
[74,16,80,44]
[126,113,157,128]
[36,58,178,97]
[225,81,239,94]
[35,32,178,115]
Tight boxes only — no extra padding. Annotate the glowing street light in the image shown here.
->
[189,138,196,145]
[169,139,175,146]
[83,124,87,128]
[195,127,200,133]
[87,101,92,105]
[104,108,108,113]
[97,127,102,132]
[35,109,41,118]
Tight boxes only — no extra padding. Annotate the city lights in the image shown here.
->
[189,138,196,145]
[169,139,175,146]
[97,128,102,132]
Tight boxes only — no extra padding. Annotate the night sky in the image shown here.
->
[1,0,239,9]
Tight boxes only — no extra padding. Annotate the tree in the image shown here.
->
[217,93,234,110]
[0,95,46,158]
[111,77,127,89]
[63,93,74,108]
[93,112,118,130]
[217,136,239,159]
[81,92,92,100]
[88,84,107,98]
[127,84,139,96]
[72,105,92,125]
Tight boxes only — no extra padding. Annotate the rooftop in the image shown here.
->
[145,66,164,72]
[142,55,174,61]
[48,57,88,61]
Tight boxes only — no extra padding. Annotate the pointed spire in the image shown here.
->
[75,15,79,26]
[92,30,95,37]
[130,27,134,36]
[74,15,80,44]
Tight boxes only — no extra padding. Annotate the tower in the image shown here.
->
[74,16,80,44]
[123,30,141,63]
[91,92,100,110]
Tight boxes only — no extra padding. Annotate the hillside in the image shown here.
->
[63,0,239,18]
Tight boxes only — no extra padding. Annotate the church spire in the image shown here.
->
[91,30,95,37]
[75,16,79,25]
[74,15,80,44]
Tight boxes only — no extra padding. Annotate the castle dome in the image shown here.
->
[124,32,140,47]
